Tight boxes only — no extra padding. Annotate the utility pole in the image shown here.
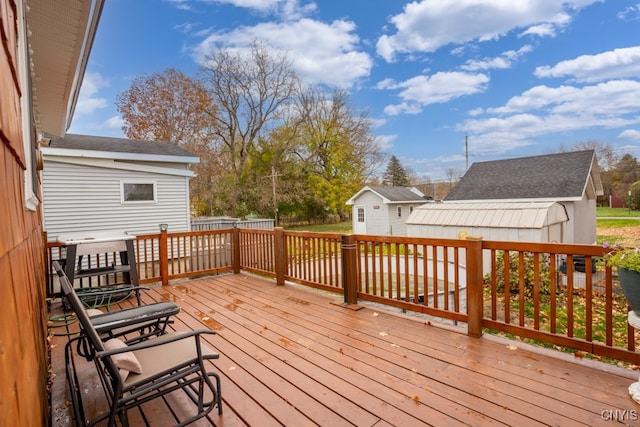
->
[465,134,469,171]
[270,165,279,227]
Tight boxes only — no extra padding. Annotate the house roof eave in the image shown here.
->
[28,0,105,136]
[444,197,584,203]
[41,146,200,164]
[43,156,197,177]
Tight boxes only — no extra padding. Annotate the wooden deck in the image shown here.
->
[50,273,640,426]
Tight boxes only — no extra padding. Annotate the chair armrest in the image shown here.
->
[76,285,150,296]
[91,301,180,333]
[95,329,218,358]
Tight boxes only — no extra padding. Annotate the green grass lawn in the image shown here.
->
[597,206,640,217]
[285,221,352,233]
[485,289,634,365]
[597,218,640,228]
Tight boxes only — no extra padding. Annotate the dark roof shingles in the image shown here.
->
[445,150,595,201]
[48,133,196,158]
[370,186,425,202]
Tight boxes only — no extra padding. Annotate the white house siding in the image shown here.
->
[42,161,191,238]
[386,204,418,236]
[563,196,597,244]
[353,191,390,235]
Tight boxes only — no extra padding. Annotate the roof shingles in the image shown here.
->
[47,133,197,158]
[445,150,597,201]
[369,186,425,202]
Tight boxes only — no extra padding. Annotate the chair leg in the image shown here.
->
[65,338,87,427]
[207,372,222,415]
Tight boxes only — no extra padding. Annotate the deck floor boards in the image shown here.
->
[50,273,639,426]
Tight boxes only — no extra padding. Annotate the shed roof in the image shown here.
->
[445,150,603,202]
[406,202,568,229]
[42,134,199,177]
[47,133,197,158]
[346,186,426,205]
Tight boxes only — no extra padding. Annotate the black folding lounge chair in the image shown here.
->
[59,264,223,426]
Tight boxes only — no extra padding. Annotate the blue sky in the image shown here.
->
[69,0,640,181]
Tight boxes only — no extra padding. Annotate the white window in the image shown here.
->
[121,181,157,203]
[357,207,365,222]
[397,206,402,217]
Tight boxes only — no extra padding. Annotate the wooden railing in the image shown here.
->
[481,240,637,362]
[46,227,640,364]
[284,231,343,293]
[134,229,235,285]
[354,235,469,324]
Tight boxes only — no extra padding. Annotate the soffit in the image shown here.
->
[26,0,103,135]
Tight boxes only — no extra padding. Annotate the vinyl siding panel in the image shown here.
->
[357,191,389,235]
[42,160,191,237]
[386,203,416,236]
[349,189,424,236]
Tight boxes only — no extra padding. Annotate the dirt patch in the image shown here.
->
[597,226,640,246]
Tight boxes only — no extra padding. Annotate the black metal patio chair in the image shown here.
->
[52,260,180,347]
[58,262,223,426]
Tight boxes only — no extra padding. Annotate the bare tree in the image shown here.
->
[199,41,300,216]
[116,69,220,214]
[117,68,213,145]
[446,167,463,189]
[572,140,618,171]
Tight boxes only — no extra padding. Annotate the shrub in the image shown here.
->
[603,242,640,273]
[485,251,553,297]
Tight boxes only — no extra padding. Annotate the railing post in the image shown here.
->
[232,226,241,274]
[466,236,484,338]
[341,234,358,305]
[159,226,169,286]
[274,227,286,286]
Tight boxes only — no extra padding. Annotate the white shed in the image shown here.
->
[346,186,428,236]
[442,150,603,245]
[41,133,199,238]
[406,201,569,243]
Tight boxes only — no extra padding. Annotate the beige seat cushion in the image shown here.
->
[123,332,218,388]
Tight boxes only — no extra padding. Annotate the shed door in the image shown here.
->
[354,206,366,234]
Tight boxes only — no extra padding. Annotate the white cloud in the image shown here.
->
[534,46,640,83]
[384,102,424,116]
[461,45,532,71]
[103,115,125,132]
[486,80,640,116]
[376,134,396,151]
[617,4,640,21]
[74,72,109,116]
[175,22,199,34]
[164,0,193,11]
[618,129,640,141]
[191,18,372,88]
[458,79,640,155]
[518,22,557,38]
[173,0,316,20]
[376,0,600,62]
[380,71,489,115]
